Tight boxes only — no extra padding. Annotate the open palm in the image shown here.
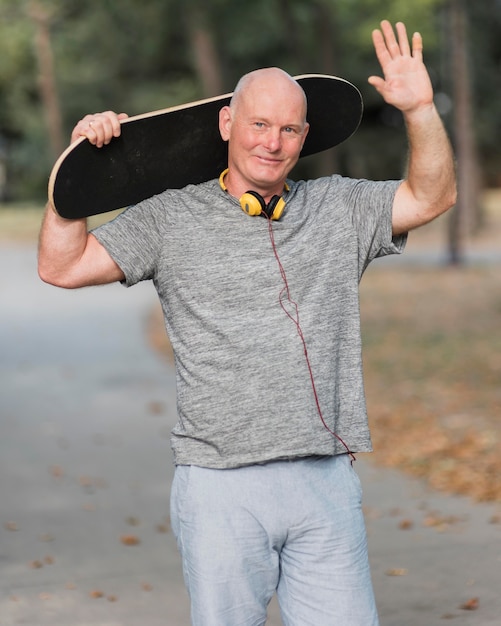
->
[368,21,434,114]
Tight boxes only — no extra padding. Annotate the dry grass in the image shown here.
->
[0,204,45,243]
[359,190,501,502]
[0,204,123,243]
[361,265,501,502]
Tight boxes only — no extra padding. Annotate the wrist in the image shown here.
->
[402,101,438,125]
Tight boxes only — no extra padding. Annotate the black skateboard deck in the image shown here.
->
[49,74,363,219]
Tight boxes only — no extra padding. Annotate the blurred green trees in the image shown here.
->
[1,0,500,205]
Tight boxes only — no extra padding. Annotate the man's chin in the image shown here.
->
[250,166,289,189]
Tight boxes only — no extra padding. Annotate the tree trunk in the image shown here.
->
[28,1,65,159]
[448,0,482,265]
[186,4,223,97]
[310,0,341,176]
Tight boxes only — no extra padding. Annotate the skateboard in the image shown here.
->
[49,74,363,219]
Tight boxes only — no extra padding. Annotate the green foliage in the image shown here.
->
[0,0,499,200]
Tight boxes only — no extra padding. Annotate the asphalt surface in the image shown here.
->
[1,242,500,626]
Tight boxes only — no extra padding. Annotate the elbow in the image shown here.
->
[429,181,458,222]
[38,261,80,289]
[38,268,66,289]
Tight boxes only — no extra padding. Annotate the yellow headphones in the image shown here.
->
[219,169,289,221]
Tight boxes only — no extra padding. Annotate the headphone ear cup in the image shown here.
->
[266,196,286,221]
[240,191,266,216]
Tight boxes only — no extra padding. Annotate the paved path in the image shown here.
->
[1,243,500,625]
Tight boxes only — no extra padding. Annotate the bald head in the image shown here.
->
[230,68,308,122]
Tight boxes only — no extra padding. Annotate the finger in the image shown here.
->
[395,21,411,56]
[412,31,423,61]
[371,27,392,67]
[379,20,401,59]
[367,75,385,96]
[97,111,124,139]
[71,115,96,144]
[90,112,117,146]
[87,118,105,148]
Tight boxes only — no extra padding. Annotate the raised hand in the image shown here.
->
[368,20,434,116]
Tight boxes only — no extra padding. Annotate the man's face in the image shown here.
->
[219,72,309,199]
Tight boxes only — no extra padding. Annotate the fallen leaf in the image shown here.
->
[460,597,479,611]
[49,465,64,478]
[385,568,408,577]
[398,519,413,530]
[120,534,140,546]
[156,523,169,533]
[148,400,165,415]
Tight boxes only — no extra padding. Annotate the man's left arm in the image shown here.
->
[369,20,457,236]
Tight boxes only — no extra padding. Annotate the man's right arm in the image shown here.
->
[38,204,125,288]
[38,111,128,289]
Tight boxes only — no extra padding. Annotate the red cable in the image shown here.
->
[267,218,356,463]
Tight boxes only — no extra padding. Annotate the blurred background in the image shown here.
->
[1,3,501,622]
[0,0,500,262]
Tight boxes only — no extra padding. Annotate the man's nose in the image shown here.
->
[264,128,281,151]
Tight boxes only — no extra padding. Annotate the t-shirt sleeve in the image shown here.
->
[91,196,165,287]
[344,178,407,276]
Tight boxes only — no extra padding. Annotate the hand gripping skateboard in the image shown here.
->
[49,74,363,219]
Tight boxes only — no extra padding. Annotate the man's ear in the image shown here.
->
[219,106,232,141]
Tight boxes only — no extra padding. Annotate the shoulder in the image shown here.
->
[291,175,401,206]
[286,175,364,213]
[287,174,376,200]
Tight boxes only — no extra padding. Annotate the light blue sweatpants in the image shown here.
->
[170,454,379,625]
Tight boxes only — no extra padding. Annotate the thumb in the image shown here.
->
[368,75,385,92]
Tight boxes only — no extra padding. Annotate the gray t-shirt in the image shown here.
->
[93,174,406,468]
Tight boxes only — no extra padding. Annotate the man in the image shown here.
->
[39,21,456,626]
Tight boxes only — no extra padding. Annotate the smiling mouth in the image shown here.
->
[254,155,283,166]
